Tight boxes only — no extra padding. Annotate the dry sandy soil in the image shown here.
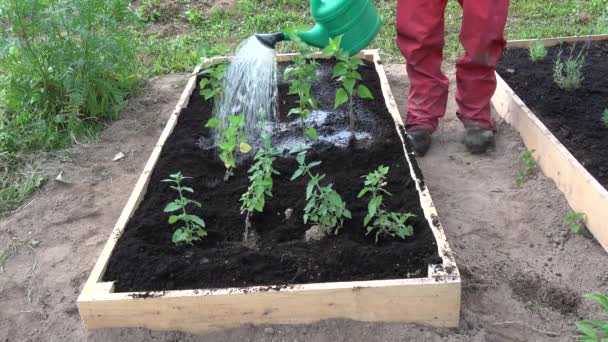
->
[1,65,608,342]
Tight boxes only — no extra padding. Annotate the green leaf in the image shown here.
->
[305,127,318,140]
[368,195,382,218]
[172,229,191,243]
[343,209,352,219]
[306,181,315,199]
[168,215,181,224]
[585,293,608,311]
[576,321,599,339]
[206,118,219,128]
[164,201,183,212]
[187,215,205,228]
[343,78,356,95]
[291,168,304,180]
[240,142,252,153]
[358,188,369,198]
[288,108,302,116]
[308,161,321,168]
[357,84,374,99]
[334,88,348,109]
[180,186,194,193]
[332,63,348,78]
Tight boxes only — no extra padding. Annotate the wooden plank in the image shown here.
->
[505,34,608,48]
[78,51,461,332]
[492,73,608,252]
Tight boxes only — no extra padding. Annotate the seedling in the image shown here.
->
[564,210,586,234]
[291,146,351,235]
[206,114,252,180]
[528,40,547,62]
[197,62,227,100]
[516,149,537,187]
[162,172,207,244]
[553,44,587,91]
[284,32,320,140]
[576,293,608,341]
[601,109,608,128]
[240,133,280,238]
[358,166,415,243]
[322,36,374,138]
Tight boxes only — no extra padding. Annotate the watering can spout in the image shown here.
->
[255,33,286,49]
[256,0,381,55]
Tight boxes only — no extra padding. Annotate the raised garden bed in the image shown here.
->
[77,50,460,333]
[493,35,608,252]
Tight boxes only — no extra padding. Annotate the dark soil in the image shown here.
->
[103,60,441,292]
[497,41,608,187]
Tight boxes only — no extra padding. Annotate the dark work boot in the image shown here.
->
[407,129,432,156]
[463,125,495,154]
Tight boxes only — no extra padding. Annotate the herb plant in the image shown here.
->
[602,109,608,128]
[322,36,374,138]
[162,172,207,244]
[240,133,280,236]
[528,40,547,62]
[576,293,608,341]
[197,62,227,100]
[516,149,537,187]
[553,44,587,91]
[564,210,586,234]
[358,166,415,243]
[284,33,320,140]
[291,147,351,235]
[206,114,252,180]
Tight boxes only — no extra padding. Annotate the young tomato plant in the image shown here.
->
[206,114,252,180]
[291,146,351,235]
[358,166,415,243]
[283,33,320,140]
[601,109,608,128]
[564,210,586,234]
[322,36,374,138]
[240,132,281,238]
[576,293,608,341]
[197,62,227,100]
[516,149,537,187]
[162,172,207,244]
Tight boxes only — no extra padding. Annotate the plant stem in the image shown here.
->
[244,211,251,242]
[349,95,355,138]
[176,179,191,231]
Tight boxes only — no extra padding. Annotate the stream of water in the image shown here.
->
[212,36,277,140]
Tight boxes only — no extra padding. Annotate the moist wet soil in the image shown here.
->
[497,40,608,187]
[103,60,441,292]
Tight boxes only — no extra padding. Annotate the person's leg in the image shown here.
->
[396,0,449,155]
[455,0,509,152]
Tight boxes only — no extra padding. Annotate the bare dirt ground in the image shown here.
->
[1,66,608,342]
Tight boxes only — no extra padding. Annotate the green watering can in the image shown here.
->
[255,0,381,55]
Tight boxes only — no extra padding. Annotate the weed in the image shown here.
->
[240,133,281,237]
[283,32,320,140]
[564,210,586,234]
[602,109,608,128]
[576,293,608,341]
[291,146,351,235]
[528,40,548,62]
[162,172,207,244]
[358,166,415,243]
[206,114,252,180]
[0,0,140,154]
[516,149,537,187]
[0,153,46,217]
[197,62,227,100]
[185,8,205,26]
[136,0,161,23]
[322,36,374,138]
[553,44,587,91]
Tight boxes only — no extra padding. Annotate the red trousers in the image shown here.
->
[396,0,509,131]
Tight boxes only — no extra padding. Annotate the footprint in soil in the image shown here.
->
[509,271,579,315]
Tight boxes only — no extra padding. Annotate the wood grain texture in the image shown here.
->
[77,51,461,332]
[505,34,608,49]
[492,72,608,253]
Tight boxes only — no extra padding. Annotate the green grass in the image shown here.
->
[0,153,46,217]
[137,0,608,68]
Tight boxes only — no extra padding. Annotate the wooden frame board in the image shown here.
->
[491,35,608,252]
[77,50,461,333]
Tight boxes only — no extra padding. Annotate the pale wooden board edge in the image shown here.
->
[505,34,608,48]
[492,72,608,253]
[77,51,461,331]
